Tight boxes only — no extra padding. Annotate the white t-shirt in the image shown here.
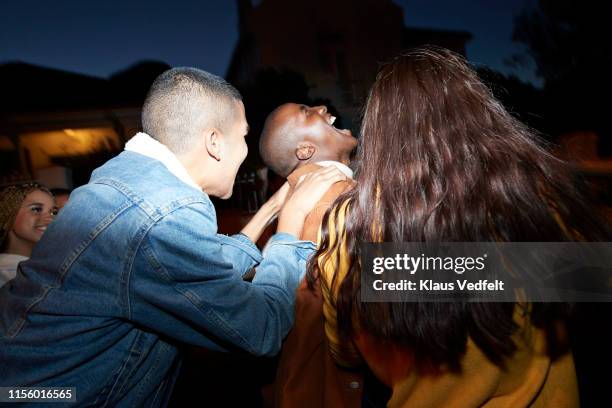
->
[0,253,28,287]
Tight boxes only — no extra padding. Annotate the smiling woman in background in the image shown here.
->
[0,182,57,286]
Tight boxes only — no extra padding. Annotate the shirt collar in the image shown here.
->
[124,132,201,191]
[286,161,354,188]
[0,253,28,264]
[314,160,354,178]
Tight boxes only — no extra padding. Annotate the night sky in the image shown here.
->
[1,0,539,85]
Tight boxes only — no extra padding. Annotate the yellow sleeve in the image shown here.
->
[318,200,364,368]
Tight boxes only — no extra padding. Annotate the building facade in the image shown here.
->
[227,0,471,129]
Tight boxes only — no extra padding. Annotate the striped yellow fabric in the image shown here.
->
[317,199,363,368]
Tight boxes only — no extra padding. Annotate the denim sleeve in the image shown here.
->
[130,202,315,356]
[217,232,262,276]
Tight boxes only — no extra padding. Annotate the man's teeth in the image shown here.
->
[330,116,336,125]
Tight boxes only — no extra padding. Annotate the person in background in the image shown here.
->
[0,182,57,286]
[50,187,71,211]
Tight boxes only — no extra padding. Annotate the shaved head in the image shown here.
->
[142,67,242,156]
[260,103,357,177]
[259,105,303,177]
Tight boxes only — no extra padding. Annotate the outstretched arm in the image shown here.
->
[240,182,290,243]
[241,166,348,241]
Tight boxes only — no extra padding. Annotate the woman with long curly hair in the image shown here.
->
[0,182,57,286]
[310,47,609,407]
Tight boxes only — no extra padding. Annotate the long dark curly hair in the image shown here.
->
[308,47,609,371]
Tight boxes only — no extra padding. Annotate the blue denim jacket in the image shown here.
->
[0,151,315,407]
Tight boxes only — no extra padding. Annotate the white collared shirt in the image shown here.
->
[315,160,354,178]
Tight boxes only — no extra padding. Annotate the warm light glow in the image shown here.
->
[18,128,120,170]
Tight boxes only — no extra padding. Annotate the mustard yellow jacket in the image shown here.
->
[317,200,579,408]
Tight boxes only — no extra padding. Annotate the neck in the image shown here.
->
[177,153,204,189]
[309,151,350,166]
[5,234,34,257]
[292,158,353,180]
[318,152,351,165]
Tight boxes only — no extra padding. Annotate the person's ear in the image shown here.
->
[295,141,316,161]
[204,128,222,161]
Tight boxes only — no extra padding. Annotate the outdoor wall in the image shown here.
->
[18,127,120,171]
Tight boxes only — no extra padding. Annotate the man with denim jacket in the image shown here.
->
[0,68,346,407]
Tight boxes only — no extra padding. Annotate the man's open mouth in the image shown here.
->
[327,115,352,135]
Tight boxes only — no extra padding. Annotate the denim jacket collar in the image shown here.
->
[125,132,201,191]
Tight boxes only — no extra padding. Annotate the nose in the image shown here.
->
[314,105,327,115]
[42,211,55,224]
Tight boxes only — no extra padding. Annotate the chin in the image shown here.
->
[220,190,233,200]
